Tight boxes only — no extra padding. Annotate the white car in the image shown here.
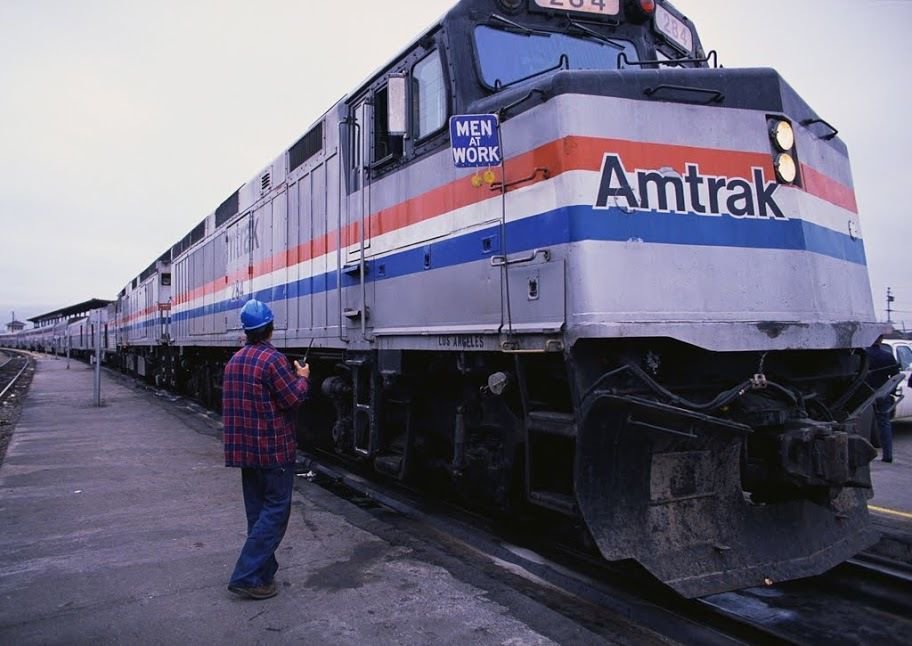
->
[882,338,912,420]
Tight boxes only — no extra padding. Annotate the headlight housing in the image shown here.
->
[774,153,797,184]
[770,120,795,152]
[767,116,800,185]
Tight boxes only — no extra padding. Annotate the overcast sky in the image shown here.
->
[1,0,910,330]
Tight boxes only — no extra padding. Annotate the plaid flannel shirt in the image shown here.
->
[222,341,309,467]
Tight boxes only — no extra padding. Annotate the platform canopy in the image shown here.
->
[28,299,113,327]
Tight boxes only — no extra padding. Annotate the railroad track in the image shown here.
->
[701,553,912,644]
[0,350,31,402]
[298,454,912,645]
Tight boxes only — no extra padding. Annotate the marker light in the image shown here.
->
[771,120,795,152]
[775,153,797,184]
[639,0,656,13]
[497,0,523,11]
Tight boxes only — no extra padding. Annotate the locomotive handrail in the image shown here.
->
[489,167,549,192]
[845,372,905,421]
[337,118,358,343]
[617,50,719,69]
[491,248,551,267]
[801,117,839,141]
[644,84,725,104]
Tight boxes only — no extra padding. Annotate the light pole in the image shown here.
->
[94,310,102,406]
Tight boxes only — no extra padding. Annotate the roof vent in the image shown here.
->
[289,122,323,172]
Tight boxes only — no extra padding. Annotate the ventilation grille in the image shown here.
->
[190,219,206,244]
[139,263,156,282]
[172,218,207,259]
[261,172,271,193]
[289,121,323,172]
[215,188,240,228]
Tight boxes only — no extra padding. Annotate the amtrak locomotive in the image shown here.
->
[3,0,893,597]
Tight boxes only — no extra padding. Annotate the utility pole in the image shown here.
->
[886,287,895,323]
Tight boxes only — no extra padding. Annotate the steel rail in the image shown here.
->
[698,550,912,644]
[0,352,30,401]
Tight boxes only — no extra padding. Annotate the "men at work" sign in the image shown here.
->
[449,114,501,168]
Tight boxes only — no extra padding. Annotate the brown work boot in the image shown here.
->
[228,581,278,600]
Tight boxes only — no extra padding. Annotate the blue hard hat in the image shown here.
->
[240,299,274,331]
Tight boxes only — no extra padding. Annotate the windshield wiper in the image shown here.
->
[488,13,548,36]
[565,17,626,50]
[494,53,569,91]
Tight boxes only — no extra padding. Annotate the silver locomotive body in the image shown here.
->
[117,0,886,596]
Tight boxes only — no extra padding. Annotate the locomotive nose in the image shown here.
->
[573,392,878,598]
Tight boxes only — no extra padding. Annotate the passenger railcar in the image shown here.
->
[65,305,117,362]
[6,0,895,597]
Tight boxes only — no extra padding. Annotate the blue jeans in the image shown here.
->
[874,397,893,462]
[229,466,295,588]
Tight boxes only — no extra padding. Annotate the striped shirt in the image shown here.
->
[222,341,309,467]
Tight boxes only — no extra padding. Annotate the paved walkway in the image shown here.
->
[0,359,558,644]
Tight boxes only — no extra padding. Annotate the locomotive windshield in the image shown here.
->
[474,25,637,88]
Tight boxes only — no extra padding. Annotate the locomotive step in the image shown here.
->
[527,410,577,437]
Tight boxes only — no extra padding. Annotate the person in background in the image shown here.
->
[866,337,900,463]
[222,299,310,599]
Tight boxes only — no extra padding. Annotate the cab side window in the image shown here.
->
[412,50,446,140]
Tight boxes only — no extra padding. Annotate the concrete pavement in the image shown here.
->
[0,358,574,645]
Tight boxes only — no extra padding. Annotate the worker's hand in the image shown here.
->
[294,360,310,379]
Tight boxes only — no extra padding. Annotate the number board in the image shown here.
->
[654,4,693,54]
[532,0,620,18]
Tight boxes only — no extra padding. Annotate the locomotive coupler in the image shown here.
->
[778,419,876,489]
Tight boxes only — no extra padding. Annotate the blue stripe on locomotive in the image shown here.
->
[172,204,865,324]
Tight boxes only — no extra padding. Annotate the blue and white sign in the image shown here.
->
[449,114,501,168]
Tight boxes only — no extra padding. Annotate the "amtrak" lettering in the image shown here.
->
[594,154,786,220]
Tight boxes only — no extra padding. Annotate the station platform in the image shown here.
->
[868,417,912,562]
[0,358,562,644]
[1,358,911,643]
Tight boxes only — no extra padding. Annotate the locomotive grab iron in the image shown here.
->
[4,0,893,597]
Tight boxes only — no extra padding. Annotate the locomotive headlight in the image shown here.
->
[774,153,797,184]
[770,120,795,152]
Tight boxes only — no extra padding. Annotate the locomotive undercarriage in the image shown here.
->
[308,338,882,596]
[135,336,883,597]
